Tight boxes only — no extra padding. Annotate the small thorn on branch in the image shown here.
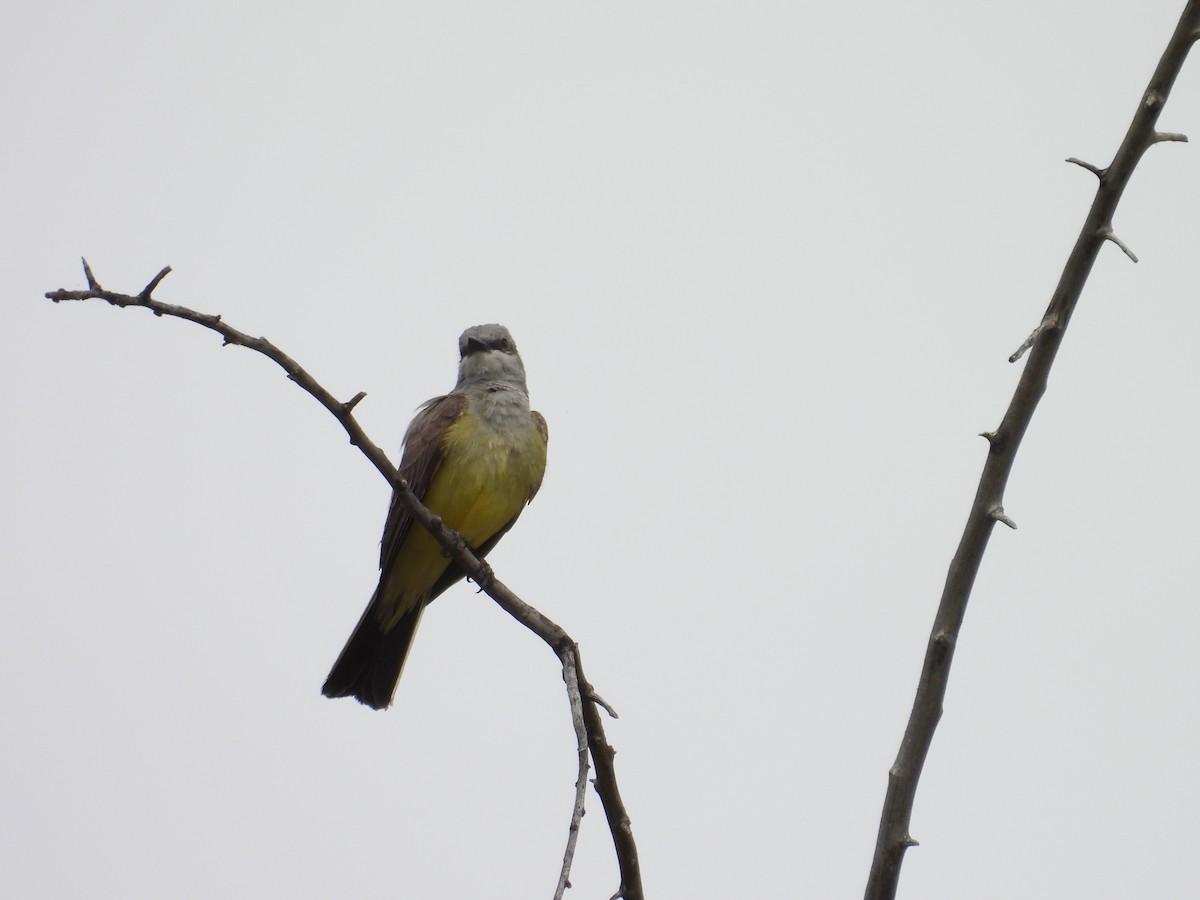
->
[979,430,998,444]
[1100,228,1138,263]
[139,266,173,300]
[343,391,367,414]
[902,835,920,849]
[1151,131,1189,144]
[1066,157,1106,180]
[1010,318,1055,363]
[931,630,955,656]
[990,507,1017,530]
[588,689,619,719]
[81,257,101,291]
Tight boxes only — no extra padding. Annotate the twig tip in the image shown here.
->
[1065,157,1106,180]
[343,391,367,414]
[589,690,619,719]
[81,257,101,291]
[139,265,173,300]
[990,508,1018,530]
[1010,319,1055,363]
[1100,228,1138,263]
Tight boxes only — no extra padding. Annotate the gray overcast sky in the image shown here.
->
[5,2,1200,898]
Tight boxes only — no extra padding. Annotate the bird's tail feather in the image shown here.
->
[322,592,424,710]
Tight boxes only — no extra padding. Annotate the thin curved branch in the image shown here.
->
[45,263,644,900]
[865,4,1200,899]
[554,650,591,900]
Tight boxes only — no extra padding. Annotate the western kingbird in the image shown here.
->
[322,324,548,710]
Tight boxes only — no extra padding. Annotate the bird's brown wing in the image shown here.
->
[528,410,549,501]
[378,393,469,576]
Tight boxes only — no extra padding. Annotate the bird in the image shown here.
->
[322,324,548,710]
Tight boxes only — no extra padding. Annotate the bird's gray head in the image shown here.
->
[456,323,528,390]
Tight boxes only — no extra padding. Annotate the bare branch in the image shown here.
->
[864,3,1200,899]
[554,650,591,900]
[44,265,644,900]
[47,269,397,482]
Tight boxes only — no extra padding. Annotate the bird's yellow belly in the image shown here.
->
[381,410,545,616]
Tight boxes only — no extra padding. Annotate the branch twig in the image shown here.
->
[554,653,590,900]
[45,263,644,900]
[864,5,1200,900]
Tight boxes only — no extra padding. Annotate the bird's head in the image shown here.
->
[456,323,528,389]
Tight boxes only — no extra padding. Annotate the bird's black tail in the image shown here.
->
[322,593,424,710]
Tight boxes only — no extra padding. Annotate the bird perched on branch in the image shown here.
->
[322,324,548,710]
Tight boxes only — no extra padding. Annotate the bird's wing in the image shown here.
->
[528,410,549,502]
[378,393,470,573]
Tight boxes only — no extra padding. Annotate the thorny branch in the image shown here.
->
[865,4,1200,900]
[45,262,643,900]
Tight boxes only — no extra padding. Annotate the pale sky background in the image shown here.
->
[5,2,1200,898]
